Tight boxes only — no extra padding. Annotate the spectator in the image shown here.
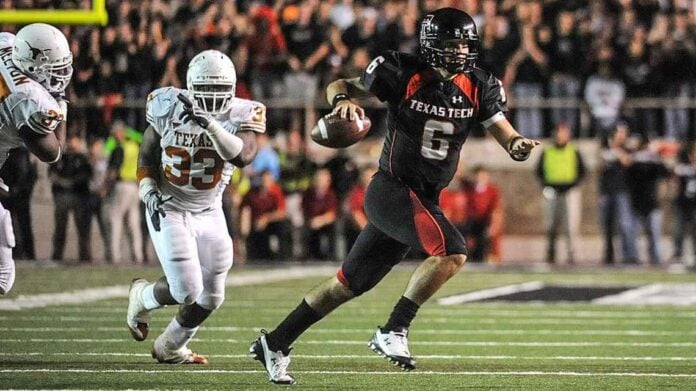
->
[671,142,696,264]
[345,165,377,249]
[626,135,670,265]
[240,171,292,261]
[657,10,693,140]
[463,166,503,263]
[548,8,584,132]
[505,23,549,138]
[49,135,93,262]
[104,121,143,264]
[249,132,281,180]
[0,148,37,260]
[279,129,316,257]
[88,139,112,263]
[282,0,330,104]
[620,26,657,136]
[536,122,586,264]
[302,168,338,260]
[598,123,639,265]
[584,56,625,139]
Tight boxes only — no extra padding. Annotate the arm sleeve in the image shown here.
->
[359,51,405,105]
[478,74,508,126]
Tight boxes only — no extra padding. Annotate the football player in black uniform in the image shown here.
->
[250,8,540,384]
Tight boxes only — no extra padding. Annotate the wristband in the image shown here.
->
[331,93,350,108]
[138,177,158,202]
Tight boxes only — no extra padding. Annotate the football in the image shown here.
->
[310,112,371,148]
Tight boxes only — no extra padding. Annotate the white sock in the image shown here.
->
[161,318,199,350]
[141,283,162,311]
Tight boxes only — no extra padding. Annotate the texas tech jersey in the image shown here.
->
[146,87,266,212]
[361,51,507,197]
[0,33,63,169]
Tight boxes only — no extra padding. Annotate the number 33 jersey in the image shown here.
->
[0,33,64,169]
[146,87,266,212]
[361,51,507,198]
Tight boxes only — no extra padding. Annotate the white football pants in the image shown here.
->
[146,206,233,310]
[0,202,15,294]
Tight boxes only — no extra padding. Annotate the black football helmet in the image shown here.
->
[419,8,479,73]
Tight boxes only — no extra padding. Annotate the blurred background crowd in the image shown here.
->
[0,0,695,266]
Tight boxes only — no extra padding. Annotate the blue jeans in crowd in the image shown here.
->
[599,191,638,264]
[634,209,663,265]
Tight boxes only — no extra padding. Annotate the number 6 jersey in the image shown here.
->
[146,86,266,212]
[360,50,507,198]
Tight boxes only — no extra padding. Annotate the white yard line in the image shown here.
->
[0,266,336,311]
[2,369,696,378]
[2,352,696,361]
[437,282,545,305]
[1,338,695,347]
[1,326,694,336]
[0,315,674,325]
[594,283,696,305]
[32,307,696,319]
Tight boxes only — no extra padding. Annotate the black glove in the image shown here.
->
[143,191,173,232]
[177,93,211,128]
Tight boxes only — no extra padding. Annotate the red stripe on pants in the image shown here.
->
[408,191,446,256]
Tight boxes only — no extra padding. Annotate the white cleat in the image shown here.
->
[126,278,150,341]
[368,326,416,371]
[249,331,296,385]
[151,335,208,364]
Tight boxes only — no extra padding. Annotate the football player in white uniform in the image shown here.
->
[0,23,72,295]
[126,50,264,364]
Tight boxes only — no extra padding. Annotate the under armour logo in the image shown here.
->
[452,96,463,104]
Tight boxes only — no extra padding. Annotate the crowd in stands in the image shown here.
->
[1,0,695,265]
[3,0,694,140]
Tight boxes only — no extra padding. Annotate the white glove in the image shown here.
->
[508,136,540,161]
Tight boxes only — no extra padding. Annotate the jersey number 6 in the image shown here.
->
[421,119,454,160]
[164,147,224,190]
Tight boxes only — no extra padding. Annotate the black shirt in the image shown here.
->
[361,51,507,198]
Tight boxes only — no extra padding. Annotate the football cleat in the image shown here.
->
[249,331,296,385]
[368,326,416,371]
[126,278,150,341]
[151,335,209,364]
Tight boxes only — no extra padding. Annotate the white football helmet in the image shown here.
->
[12,23,73,94]
[186,50,236,115]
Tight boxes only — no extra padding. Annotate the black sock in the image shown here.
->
[266,299,322,353]
[384,296,420,331]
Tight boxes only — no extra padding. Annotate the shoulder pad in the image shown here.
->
[0,32,15,48]
[146,87,180,118]
[146,87,180,133]
[228,98,266,133]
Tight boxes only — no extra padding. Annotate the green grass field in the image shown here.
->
[1,263,696,390]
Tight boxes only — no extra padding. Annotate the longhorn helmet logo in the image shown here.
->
[24,42,48,62]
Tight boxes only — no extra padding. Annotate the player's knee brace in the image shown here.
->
[170,283,203,305]
[196,293,225,310]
